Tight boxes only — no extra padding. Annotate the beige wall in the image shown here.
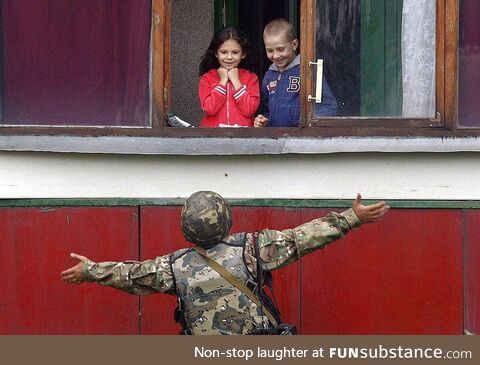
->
[170,0,214,125]
[2,150,480,200]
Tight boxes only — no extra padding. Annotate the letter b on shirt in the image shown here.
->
[287,76,300,93]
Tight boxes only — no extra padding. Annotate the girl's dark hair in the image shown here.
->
[199,27,257,76]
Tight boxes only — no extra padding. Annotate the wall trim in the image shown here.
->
[2,198,480,209]
[2,135,480,155]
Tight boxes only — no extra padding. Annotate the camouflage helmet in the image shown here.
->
[181,191,233,246]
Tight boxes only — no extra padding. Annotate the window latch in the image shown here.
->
[308,59,323,103]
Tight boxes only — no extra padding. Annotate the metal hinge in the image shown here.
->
[429,112,443,127]
[154,13,161,27]
[164,87,168,105]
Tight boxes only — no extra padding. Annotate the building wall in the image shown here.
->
[0,152,480,334]
[1,150,479,334]
[170,0,214,125]
[0,204,468,334]
[1,151,480,200]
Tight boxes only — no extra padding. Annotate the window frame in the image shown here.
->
[151,0,171,129]
[1,0,478,140]
[300,0,458,131]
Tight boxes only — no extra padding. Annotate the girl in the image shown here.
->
[198,27,259,128]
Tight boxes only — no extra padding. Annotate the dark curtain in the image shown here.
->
[238,0,295,82]
[0,0,151,126]
[459,0,480,127]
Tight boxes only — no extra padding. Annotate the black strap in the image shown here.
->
[252,232,282,324]
[253,232,264,290]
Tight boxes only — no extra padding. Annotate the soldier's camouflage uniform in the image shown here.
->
[82,208,361,335]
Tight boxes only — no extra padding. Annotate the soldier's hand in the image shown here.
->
[61,253,94,285]
[352,193,389,224]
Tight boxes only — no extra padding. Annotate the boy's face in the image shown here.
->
[264,33,298,72]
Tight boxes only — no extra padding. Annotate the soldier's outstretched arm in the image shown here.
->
[257,194,389,271]
[61,253,176,296]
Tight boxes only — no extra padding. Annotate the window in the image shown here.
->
[458,0,480,127]
[301,0,459,132]
[0,0,476,142]
[0,0,154,127]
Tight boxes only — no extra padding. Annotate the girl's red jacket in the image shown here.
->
[198,69,260,128]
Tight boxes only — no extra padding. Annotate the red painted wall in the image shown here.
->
[139,207,464,334]
[139,206,185,334]
[0,207,139,334]
[301,209,463,334]
[465,211,480,334]
[0,206,472,334]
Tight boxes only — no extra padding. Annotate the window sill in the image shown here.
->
[1,134,480,155]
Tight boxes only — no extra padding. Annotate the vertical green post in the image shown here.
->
[214,0,238,31]
[360,0,402,116]
[214,0,224,31]
[226,0,238,27]
[384,0,403,116]
[289,0,300,38]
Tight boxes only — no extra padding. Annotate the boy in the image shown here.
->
[254,18,337,127]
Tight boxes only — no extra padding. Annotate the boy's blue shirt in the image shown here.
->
[260,55,337,127]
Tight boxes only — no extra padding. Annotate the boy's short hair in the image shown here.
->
[263,18,297,41]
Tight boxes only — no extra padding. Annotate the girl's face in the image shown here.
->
[215,39,245,70]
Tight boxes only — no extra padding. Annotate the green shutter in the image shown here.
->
[288,0,300,38]
[360,0,403,116]
[214,0,238,30]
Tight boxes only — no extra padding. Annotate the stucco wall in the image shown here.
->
[170,0,214,125]
[2,151,480,200]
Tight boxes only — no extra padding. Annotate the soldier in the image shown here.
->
[61,191,389,335]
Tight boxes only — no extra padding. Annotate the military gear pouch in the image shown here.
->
[174,298,191,335]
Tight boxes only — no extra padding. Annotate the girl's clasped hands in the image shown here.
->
[217,66,241,89]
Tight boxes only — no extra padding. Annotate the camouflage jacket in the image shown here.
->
[83,208,361,334]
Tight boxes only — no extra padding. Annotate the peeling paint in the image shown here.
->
[37,207,57,212]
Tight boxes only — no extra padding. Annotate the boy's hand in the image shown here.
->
[61,253,94,285]
[217,67,228,85]
[254,114,268,127]
[352,193,389,224]
[227,68,242,89]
